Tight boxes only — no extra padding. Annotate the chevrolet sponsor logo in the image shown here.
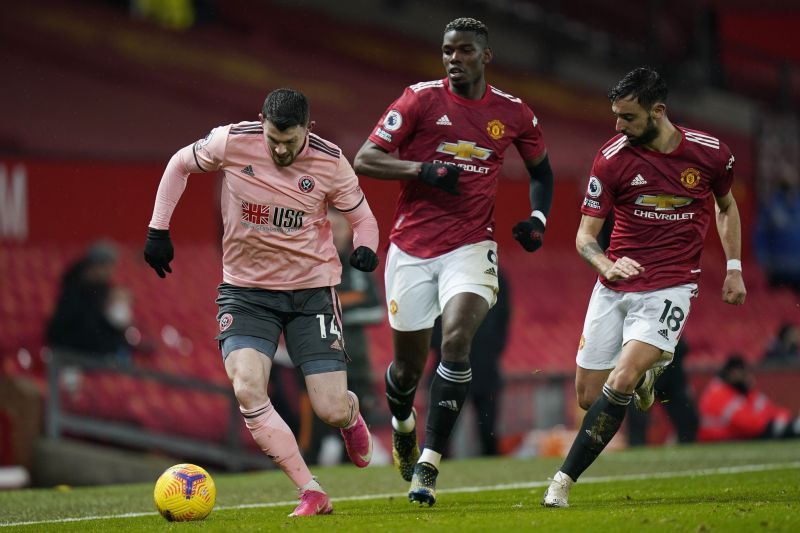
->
[436,140,493,161]
[634,194,693,211]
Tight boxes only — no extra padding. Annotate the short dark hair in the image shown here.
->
[608,67,667,110]
[444,17,489,46]
[261,88,309,130]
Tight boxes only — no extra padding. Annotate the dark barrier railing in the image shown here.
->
[45,350,271,472]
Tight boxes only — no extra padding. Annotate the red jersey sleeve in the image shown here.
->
[513,104,546,162]
[713,141,736,197]
[580,154,615,219]
[367,87,421,152]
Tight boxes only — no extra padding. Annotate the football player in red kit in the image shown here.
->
[542,67,746,508]
[354,17,555,506]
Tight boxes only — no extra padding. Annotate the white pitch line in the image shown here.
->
[2,461,799,528]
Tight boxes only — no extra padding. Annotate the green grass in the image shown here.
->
[2,440,799,532]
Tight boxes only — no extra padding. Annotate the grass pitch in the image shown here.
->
[1,440,798,532]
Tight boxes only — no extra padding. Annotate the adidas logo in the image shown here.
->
[631,174,647,186]
[484,267,497,277]
[330,339,343,351]
[438,400,458,412]
[436,114,452,126]
[658,329,669,340]
[242,165,255,177]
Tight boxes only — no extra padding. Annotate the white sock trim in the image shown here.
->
[419,448,442,468]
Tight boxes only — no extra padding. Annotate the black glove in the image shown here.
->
[512,216,545,252]
[349,246,379,272]
[144,227,174,278]
[418,162,460,195]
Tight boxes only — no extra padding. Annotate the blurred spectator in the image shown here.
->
[46,241,140,367]
[627,337,699,446]
[306,209,384,464]
[754,176,800,292]
[761,322,800,367]
[698,354,800,442]
[430,271,511,456]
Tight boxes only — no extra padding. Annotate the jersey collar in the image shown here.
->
[444,77,492,108]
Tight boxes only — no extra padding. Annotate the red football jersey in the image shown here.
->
[368,78,546,258]
[581,125,736,292]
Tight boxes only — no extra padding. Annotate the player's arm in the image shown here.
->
[715,191,746,305]
[145,130,222,278]
[512,152,554,252]
[341,199,380,272]
[576,214,644,281]
[353,140,460,194]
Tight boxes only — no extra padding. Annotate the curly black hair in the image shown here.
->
[444,17,489,45]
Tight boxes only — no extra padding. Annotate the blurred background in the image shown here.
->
[1,0,798,488]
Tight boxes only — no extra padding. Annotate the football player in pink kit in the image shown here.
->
[543,67,747,508]
[354,18,555,506]
[144,89,379,517]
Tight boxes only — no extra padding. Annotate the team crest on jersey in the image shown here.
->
[383,110,403,131]
[389,300,398,315]
[298,175,316,193]
[219,313,233,332]
[486,119,505,140]
[587,176,603,198]
[680,168,701,189]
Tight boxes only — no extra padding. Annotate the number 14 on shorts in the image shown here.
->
[316,314,341,339]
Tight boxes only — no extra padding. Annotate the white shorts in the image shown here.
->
[576,280,698,370]
[385,241,499,331]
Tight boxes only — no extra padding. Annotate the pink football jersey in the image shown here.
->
[150,122,368,290]
[581,125,736,292]
[368,78,546,258]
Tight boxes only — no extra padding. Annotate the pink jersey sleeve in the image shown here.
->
[191,125,229,172]
[148,126,229,229]
[342,199,379,252]
[328,155,379,250]
[513,103,546,161]
[580,154,615,219]
[367,87,421,152]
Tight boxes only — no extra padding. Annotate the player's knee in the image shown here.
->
[440,329,471,361]
[392,361,423,388]
[575,380,602,410]
[606,367,640,393]
[577,391,596,411]
[313,395,350,427]
[229,373,268,410]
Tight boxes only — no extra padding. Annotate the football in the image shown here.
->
[153,464,216,521]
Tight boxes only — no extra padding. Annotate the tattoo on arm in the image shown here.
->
[580,242,604,265]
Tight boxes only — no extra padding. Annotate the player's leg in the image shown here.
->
[575,367,612,410]
[303,368,373,468]
[544,284,695,508]
[383,243,439,481]
[284,287,373,469]
[217,287,329,517]
[408,242,495,506]
[574,280,626,410]
[543,339,663,508]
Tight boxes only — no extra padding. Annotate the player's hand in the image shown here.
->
[144,227,174,278]
[722,270,746,305]
[418,162,460,194]
[512,217,545,252]
[603,256,644,281]
[349,246,379,272]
